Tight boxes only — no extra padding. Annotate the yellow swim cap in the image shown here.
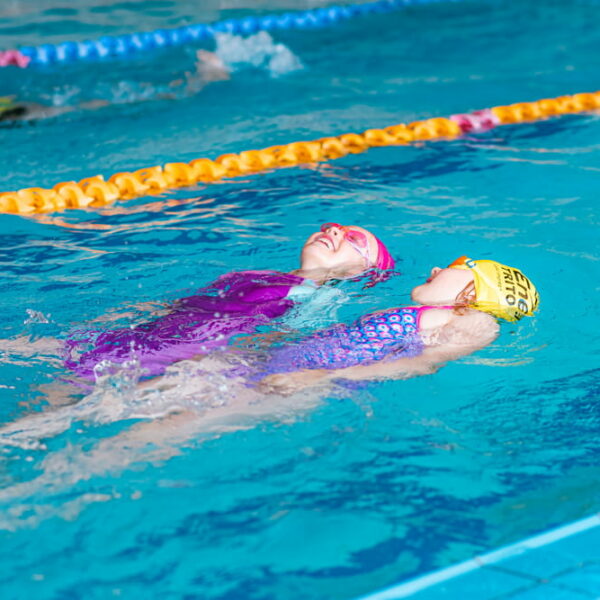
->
[0,96,16,108]
[448,256,539,322]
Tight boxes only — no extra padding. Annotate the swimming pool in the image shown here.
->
[1,0,599,598]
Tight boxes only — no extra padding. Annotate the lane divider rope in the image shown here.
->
[1,90,598,215]
[0,0,445,68]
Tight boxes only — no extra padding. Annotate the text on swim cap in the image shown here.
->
[501,266,531,313]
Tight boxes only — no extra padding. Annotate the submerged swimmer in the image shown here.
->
[64,222,394,384]
[1,31,301,125]
[0,50,229,124]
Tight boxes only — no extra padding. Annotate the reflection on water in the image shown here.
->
[29,195,239,233]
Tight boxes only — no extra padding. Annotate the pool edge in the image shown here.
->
[355,512,600,599]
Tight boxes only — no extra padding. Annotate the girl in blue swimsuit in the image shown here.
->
[255,255,539,394]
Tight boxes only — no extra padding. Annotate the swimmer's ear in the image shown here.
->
[455,281,476,306]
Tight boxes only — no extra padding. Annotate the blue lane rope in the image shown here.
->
[10,0,446,67]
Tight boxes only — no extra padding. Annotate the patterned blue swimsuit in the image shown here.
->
[260,307,424,375]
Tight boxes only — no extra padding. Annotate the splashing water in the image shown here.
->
[0,351,254,452]
[23,309,50,325]
[214,31,304,77]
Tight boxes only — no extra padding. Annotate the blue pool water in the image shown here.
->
[1,1,599,598]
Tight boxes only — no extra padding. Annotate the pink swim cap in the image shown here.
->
[374,236,395,270]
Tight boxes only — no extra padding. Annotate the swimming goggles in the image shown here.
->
[320,223,371,267]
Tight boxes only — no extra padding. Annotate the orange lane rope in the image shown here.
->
[1,90,599,215]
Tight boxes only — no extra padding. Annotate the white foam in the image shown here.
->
[214,31,303,78]
[23,309,50,325]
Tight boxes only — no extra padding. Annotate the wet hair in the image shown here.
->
[333,266,399,290]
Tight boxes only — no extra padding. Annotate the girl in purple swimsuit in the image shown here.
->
[64,222,395,383]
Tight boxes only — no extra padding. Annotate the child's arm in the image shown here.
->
[258,348,444,395]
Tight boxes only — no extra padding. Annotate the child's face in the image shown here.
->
[300,224,379,273]
[411,266,475,305]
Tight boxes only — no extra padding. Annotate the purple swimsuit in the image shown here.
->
[64,268,429,384]
[64,270,305,381]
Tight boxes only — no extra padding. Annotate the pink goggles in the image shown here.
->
[320,223,395,270]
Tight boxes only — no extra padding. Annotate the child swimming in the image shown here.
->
[0,50,229,124]
[256,255,539,393]
[64,222,394,383]
[0,30,301,125]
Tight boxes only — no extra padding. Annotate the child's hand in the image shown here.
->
[258,369,330,396]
